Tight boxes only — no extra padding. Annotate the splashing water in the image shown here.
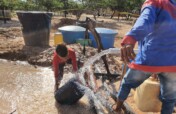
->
[82,47,139,113]
[0,48,127,114]
[69,48,121,114]
[76,48,121,84]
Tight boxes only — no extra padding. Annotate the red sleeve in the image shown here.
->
[69,49,78,72]
[121,35,137,46]
[142,0,162,10]
[53,52,59,79]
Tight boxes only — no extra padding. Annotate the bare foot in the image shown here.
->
[112,104,123,114]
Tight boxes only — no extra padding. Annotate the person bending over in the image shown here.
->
[53,43,78,93]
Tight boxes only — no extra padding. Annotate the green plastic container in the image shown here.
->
[76,39,92,46]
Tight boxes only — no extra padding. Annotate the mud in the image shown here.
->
[1,15,166,114]
[0,60,95,114]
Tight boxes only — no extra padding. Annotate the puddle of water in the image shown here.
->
[0,59,95,114]
[0,59,55,114]
[0,48,123,114]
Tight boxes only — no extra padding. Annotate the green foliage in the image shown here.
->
[0,0,19,10]
[37,0,63,11]
[15,1,38,11]
[107,0,145,12]
[125,0,145,12]
[0,0,146,13]
[68,1,83,10]
[0,0,8,9]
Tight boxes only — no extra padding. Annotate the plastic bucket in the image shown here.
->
[89,28,118,49]
[76,39,92,46]
[16,11,52,46]
[58,25,86,44]
[54,32,63,46]
[55,79,85,105]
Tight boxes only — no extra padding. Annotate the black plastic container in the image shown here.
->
[16,11,52,46]
[55,78,85,105]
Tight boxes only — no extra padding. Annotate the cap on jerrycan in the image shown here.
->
[54,32,63,46]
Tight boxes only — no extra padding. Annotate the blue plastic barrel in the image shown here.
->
[89,28,118,49]
[58,25,86,44]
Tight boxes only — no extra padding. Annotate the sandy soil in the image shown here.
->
[0,14,134,67]
[0,14,169,114]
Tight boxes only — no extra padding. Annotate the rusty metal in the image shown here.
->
[81,17,111,77]
[83,18,136,114]
[94,73,120,81]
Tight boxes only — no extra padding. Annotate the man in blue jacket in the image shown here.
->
[114,0,176,114]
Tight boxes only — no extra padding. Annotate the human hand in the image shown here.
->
[150,74,159,81]
[120,44,136,63]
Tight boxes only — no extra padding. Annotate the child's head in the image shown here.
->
[56,43,68,58]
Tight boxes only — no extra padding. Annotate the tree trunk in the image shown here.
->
[2,8,7,24]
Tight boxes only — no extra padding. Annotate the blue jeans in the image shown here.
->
[117,68,176,114]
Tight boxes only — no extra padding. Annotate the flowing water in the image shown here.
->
[73,48,122,114]
[0,59,56,114]
[0,48,123,114]
[0,59,96,114]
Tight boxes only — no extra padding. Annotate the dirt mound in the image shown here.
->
[51,18,77,32]
[0,42,122,75]
[0,27,22,39]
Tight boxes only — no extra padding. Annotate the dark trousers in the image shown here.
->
[58,59,82,81]
[58,59,72,81]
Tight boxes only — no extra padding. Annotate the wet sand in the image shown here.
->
[0,59,94,114]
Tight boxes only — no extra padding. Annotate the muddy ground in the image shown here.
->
[0,14,132,70]
[1,14,169,114]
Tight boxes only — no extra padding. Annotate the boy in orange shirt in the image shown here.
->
[53,44,78,93]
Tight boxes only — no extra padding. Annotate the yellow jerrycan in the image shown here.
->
[134,76,162,112]
[54,32,63,46]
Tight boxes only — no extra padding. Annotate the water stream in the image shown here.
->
[0,48,124,114]
[0,59,56,114]
[72,48,122,114]
[76,48,138,114]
